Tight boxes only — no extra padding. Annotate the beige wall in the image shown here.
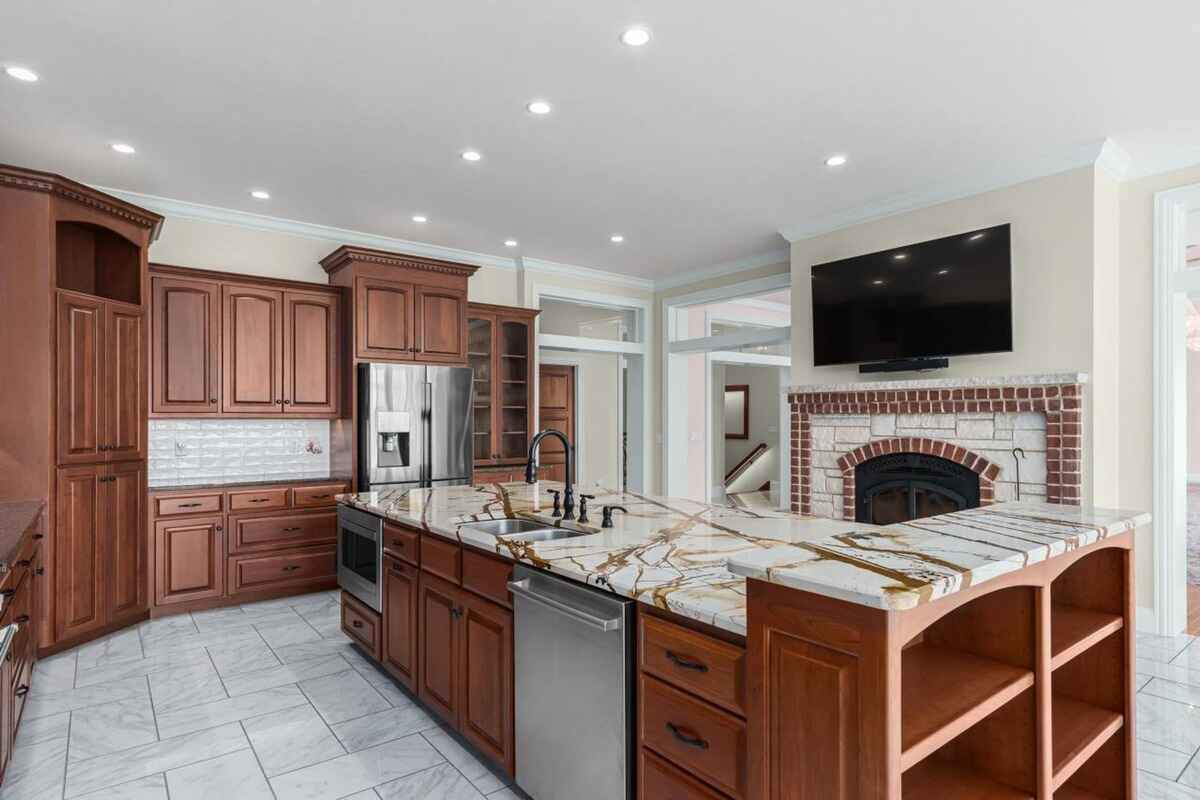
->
[723,364,781,494]
[539,351,624,491]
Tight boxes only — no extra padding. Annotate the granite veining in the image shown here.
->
[788,371,1089,394]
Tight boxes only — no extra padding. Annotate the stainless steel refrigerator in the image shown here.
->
[357,362,473,491]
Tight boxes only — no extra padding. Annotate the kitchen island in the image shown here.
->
[338,481,1146,800]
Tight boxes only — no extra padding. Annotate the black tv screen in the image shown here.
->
[811,224,1013,367]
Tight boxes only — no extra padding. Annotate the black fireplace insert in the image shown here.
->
[855,452,980,524]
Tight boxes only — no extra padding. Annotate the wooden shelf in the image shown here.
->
[467,351,489,357]
[902,759,1033,799]
[1051,606,1123,671]
[901,643,1035,771]
[1051,695,1123,790]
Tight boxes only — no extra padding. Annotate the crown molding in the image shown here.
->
[519,256,654,291]
[1,165,164,237]
[93,186,521,272]
[779,138,1125,243]
[653,247,791,292]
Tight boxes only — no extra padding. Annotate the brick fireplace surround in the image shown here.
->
[789,374,1086,521]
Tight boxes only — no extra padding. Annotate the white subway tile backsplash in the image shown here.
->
[148,420,331,487]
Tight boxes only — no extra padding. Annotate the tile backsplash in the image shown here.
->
[149,419,332,487]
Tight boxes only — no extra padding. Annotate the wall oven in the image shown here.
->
[337,505,382,612]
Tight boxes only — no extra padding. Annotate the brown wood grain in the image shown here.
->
[640,614,746,717]
[154,515,224,606]
[383,554,419,692]
[340,590,382,660]
[150,275,221,414]
[641,674,747,798]
[458,588,515,775]
[221,284,283,413]
[283,290,338,415]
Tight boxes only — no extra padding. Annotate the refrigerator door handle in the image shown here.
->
[424,381,433,487]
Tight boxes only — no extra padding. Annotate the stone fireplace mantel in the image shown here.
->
[789,373,1087,520]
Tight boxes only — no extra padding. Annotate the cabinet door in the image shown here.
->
[107,460,146,621]
[383,555,419,692]
[498,317,534,461]
[418,573,460,726]
[54,465,107,639]
[283,290,339,415]
[415,286,468,364]
[151,276,221,414]
[56,292,105,464]
[467,313,498,464]
[355,277,415,361]
[222,285,283,413]
[104,303,146,461]
[154,515,225,606]
[458,591,515,774]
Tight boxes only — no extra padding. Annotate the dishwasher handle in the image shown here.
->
[507,578,623,632]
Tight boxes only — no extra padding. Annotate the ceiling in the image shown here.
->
[2,0,1198,281]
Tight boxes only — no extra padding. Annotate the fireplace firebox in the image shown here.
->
[855,452,980,524]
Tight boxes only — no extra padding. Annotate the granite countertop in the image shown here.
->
[0,500,44,573]
[338,482,1148,635]
[148,475,353,492]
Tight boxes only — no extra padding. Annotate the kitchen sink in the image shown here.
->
[463,518,555,537]
[500,528,592,543]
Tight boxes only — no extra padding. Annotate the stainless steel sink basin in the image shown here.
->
[463,518,550,537]
[500,528,592,543]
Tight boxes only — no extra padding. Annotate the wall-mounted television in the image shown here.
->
[810,224,1013,369]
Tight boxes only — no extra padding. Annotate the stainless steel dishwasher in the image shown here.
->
[508,564,635,800]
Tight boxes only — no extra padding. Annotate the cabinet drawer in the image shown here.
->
[231,512,336,554]
[155,493,223,517]
[421,535,461,584]
[228,547,335,594]
[383,522,419,566]
[641,748,731,800]
[228,488,290,512]
[640,615,746,716]
[293,483,349,508]
[462,548,512,609]
[342,591,382,659]
[640,675,747,799]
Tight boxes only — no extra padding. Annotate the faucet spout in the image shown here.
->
[526,429,576,520]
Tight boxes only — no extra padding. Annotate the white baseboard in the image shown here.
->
[1137,605,1160,634]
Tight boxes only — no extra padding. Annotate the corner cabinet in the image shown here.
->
[467,303,539,468]
[321,245,478,366]
[149,266,341,419]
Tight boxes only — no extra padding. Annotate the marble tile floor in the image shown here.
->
[0,591,528,800]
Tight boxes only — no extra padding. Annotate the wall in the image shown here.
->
[148,419,332,487]
[539,350,624,490]
[789,166,1113,508]
[723,365,781,494]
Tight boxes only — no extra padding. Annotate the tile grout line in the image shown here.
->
[239,719,281,800]
[58,708,74,800]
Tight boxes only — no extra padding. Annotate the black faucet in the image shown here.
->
[526,429,575,520]
[601,505,627,528]
[578,494,594,524]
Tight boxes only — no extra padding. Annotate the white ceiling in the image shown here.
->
[2,0,1199,281]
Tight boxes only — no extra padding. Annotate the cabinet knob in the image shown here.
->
[283,399,291,405]
[215,525,223,532]
[210,398,217,404]
[281,565,300,573]
[351,619,363,629]
[275,399,283,405]
[35,567,44,576]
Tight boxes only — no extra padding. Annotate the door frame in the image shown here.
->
[1152,181,1200,635]
[538,355,586,486]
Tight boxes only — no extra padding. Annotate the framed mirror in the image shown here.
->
[724,384,749,440]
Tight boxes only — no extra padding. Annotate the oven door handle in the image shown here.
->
[506,579,622,632]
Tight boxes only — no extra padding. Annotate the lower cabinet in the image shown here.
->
[416,573,460,724]
[383,555,419,692]
[228,547,336,595]
[154,515,225,606]
[457,588,514,771]
[0,517,43,783]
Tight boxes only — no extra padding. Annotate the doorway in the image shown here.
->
[537,364,576,482]
[718,365,784,510]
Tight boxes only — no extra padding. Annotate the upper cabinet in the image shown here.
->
[321,246,478,366]
[467,303,539,467]
[149,266,341,419]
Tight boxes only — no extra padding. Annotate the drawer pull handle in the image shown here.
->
[14,686,29,698]
[248,498,270,504]
[391,540,405,548]
[33,534,44,540]
[666,722,709,750]
[14,615,29,625]
[351,619,363,629]
[311,494,331,499]
[389,569,406,577]
[281,565,301,573]
[178,502,203,508]
[15,560,31,568]
[283,527,303,532]
[665,651,709,673]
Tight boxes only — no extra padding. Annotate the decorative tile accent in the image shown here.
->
[148,419,331,487]
[789,380,1083,518]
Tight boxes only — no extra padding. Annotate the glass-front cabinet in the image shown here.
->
[466,304,539,469]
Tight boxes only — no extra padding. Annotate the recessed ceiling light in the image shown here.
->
[610,234,625,243]
[824,154,848,167]
[936,268,951,276]
[4,65,38,82]
[504,239,518,248]
[968,232,985,241]
[892,253,908,261]
[461,150,482,162]
[250,189,270,200]
[526,100,552,115]
[110,143,136,155]
[871,279,886,286]
[620,26,652,47]
[412,215,428,223]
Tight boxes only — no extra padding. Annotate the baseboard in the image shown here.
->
[1137,605,1159,634]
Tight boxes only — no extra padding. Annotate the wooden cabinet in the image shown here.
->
[150,267,341,419]
[150,275,220,414]
[0,511,43,783]
[466,304,539,468]
[229,547,335,595]
[418,571,461,725]
[383,555,419,691]
[56,292,105,464]
[458,588,515,772]
[341,591,382,659]
[154,515,224,606]
[322,245,478,366]
[55,463,148,639]
[222,284,283,414]
[104,304,147,461]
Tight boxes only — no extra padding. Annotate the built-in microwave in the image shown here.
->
[337,505,382,612]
